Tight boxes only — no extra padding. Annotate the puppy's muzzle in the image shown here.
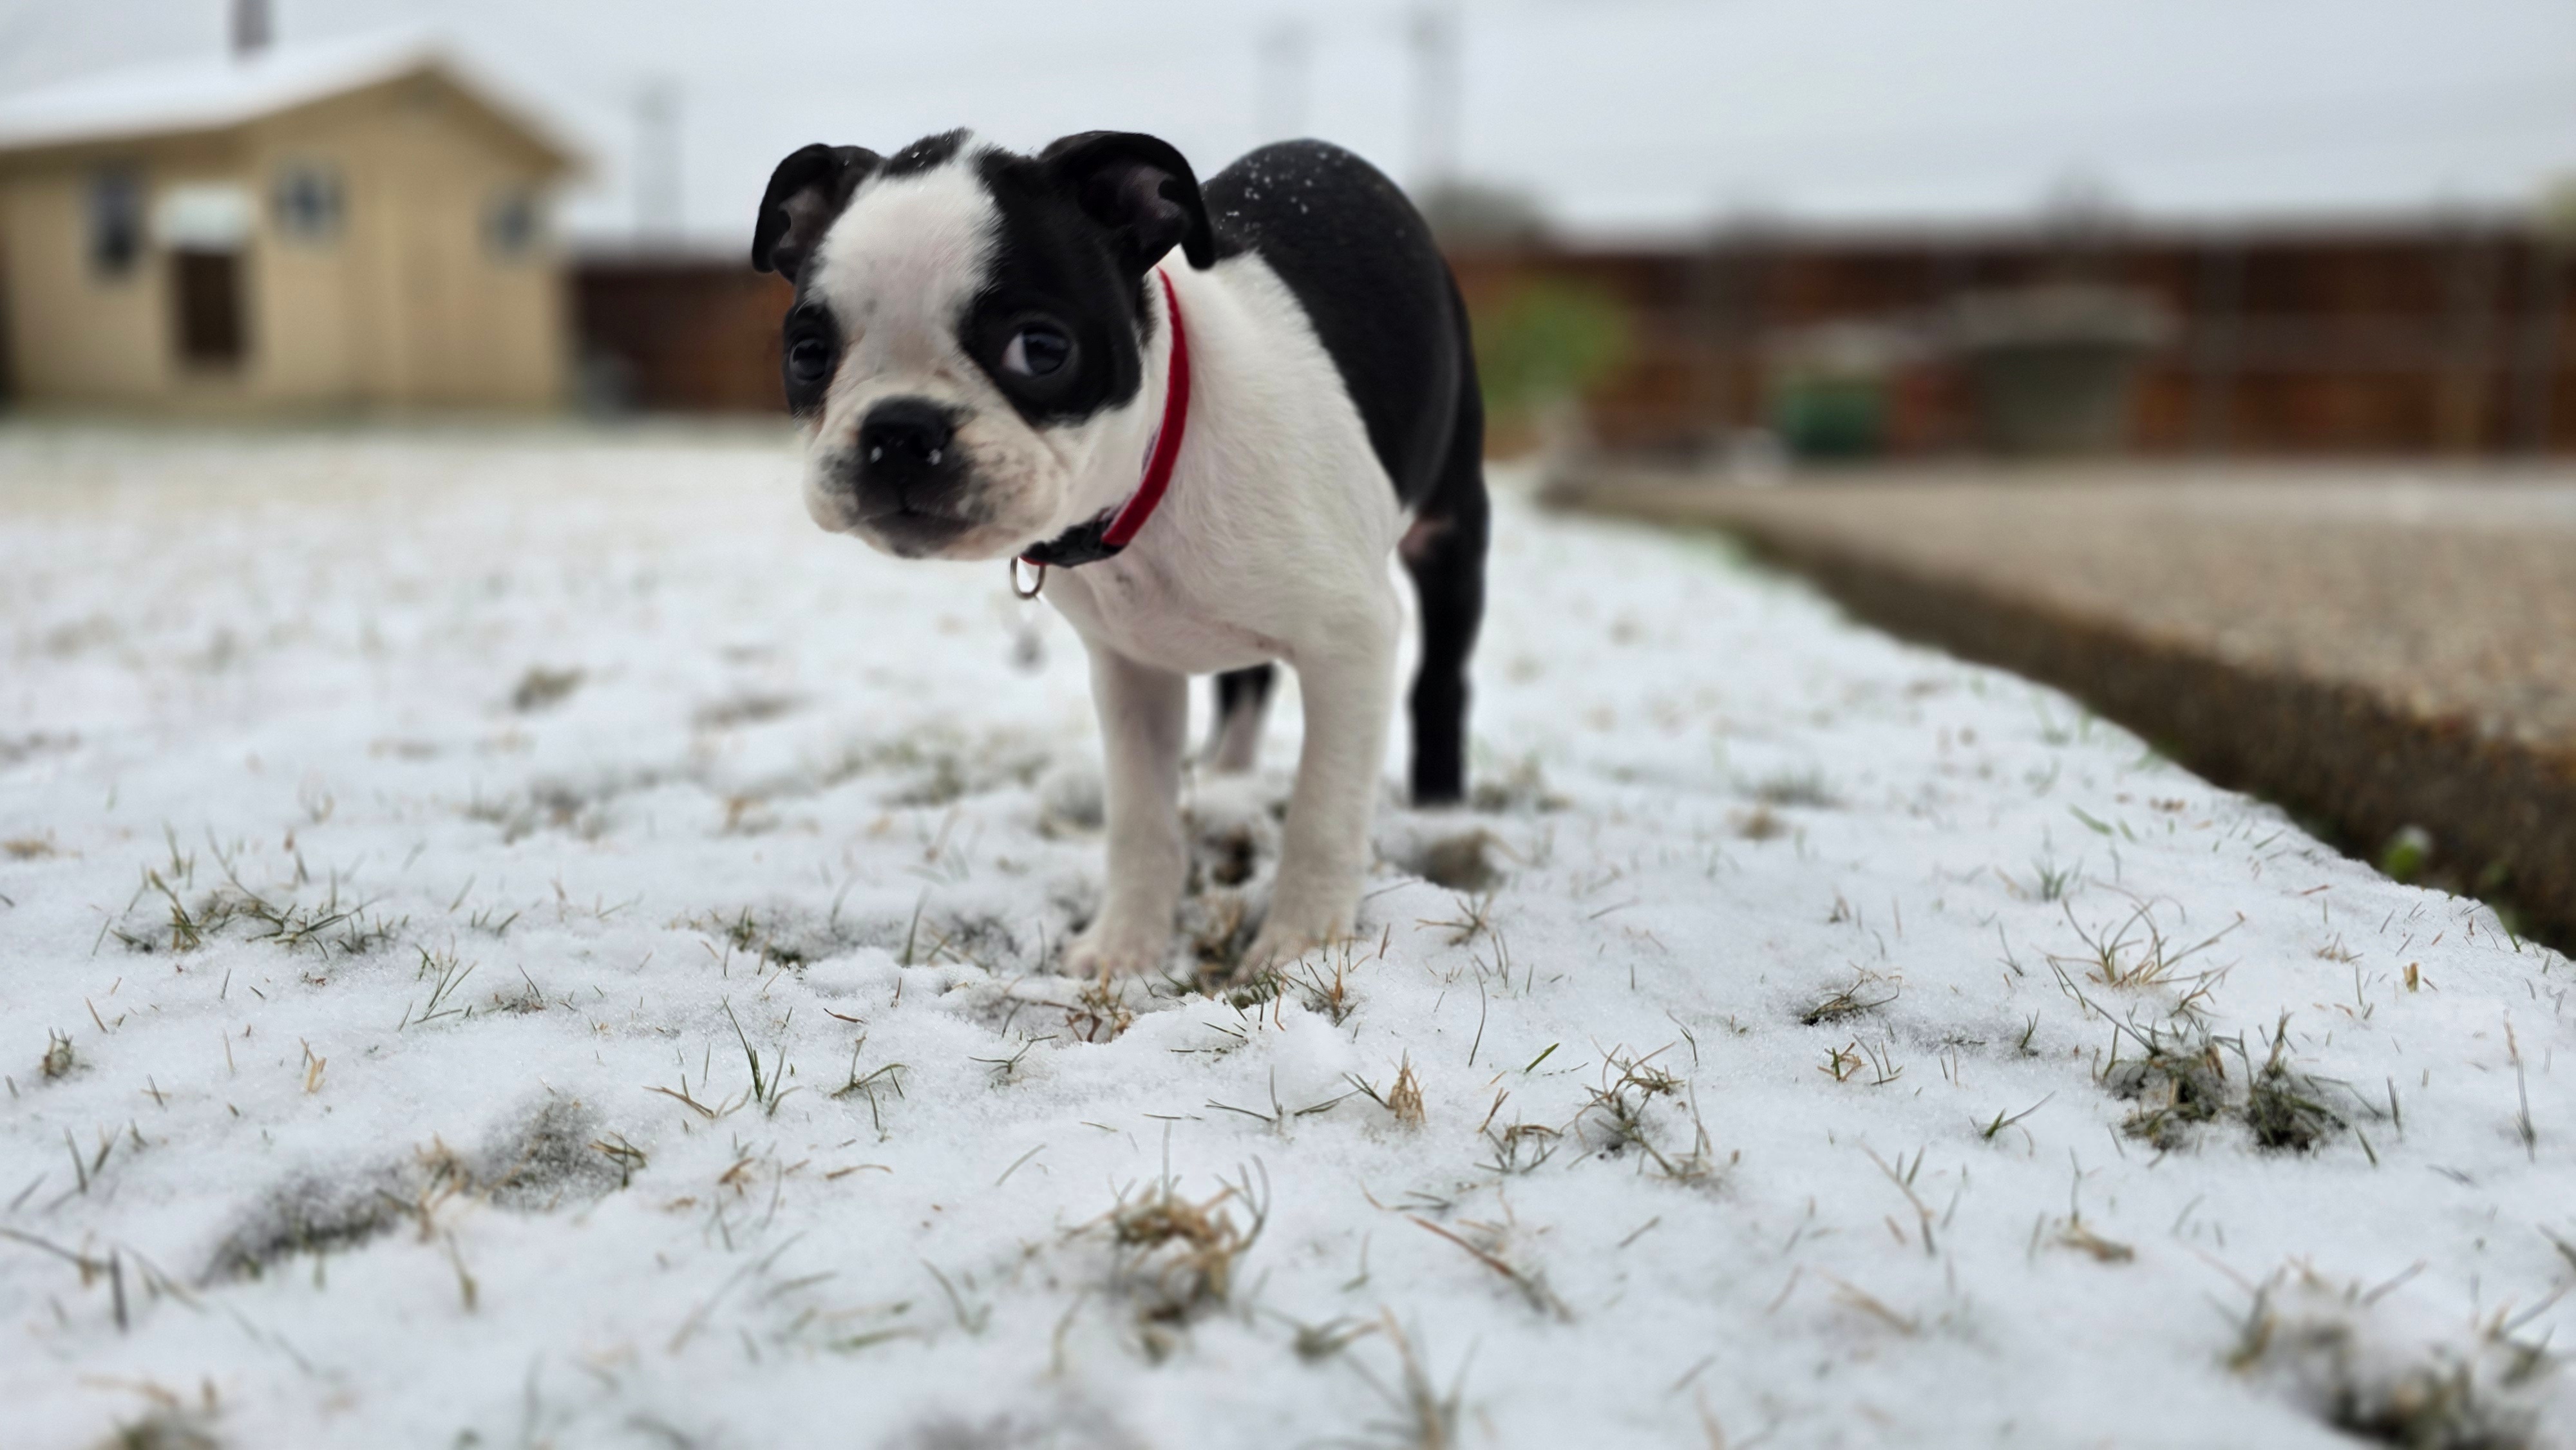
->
[846,397,974,551]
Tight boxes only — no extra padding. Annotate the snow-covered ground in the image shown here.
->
[3,426,2570,1449]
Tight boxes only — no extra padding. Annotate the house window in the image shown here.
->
[89,169,144,278]
[485,188,540,259]
[272,163,344,242]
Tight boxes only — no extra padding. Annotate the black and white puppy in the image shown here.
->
[751,129,1488,975]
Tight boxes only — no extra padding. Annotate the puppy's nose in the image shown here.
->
[858,399,955,476]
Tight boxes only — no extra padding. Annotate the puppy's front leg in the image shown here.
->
[1065,643,1189,978]
[1244,602,1397,968]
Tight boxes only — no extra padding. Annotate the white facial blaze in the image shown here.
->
[795,153,1154,562]
[810,162,994,382]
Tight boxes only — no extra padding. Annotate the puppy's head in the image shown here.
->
[751,129,1213,560]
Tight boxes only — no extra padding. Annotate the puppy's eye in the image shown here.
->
[1001,325,1073,379]
[787,335,833,386]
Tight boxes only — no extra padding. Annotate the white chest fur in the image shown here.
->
[1041,554,1288,676]
[1039,254,1403,675]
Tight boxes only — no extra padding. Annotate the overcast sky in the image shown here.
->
[1,0,2570,249]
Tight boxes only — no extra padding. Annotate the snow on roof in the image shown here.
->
[0,31,576,167]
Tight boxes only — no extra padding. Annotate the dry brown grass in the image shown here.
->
[1800,970,1896,1026]
[1730,804,1787,842]
[1084,1163,1269,1344]
[40,1028,77,1080]
[1348,1312,1463,1449]
[2230,1270,2550,1449]
[507,665,584,713]
[1347,1054,1426,1129]
[1573,1048,1718,1183]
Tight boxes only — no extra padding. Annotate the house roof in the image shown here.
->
[0,32,578,169]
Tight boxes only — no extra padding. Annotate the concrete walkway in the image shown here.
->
[1547,462,2576,943]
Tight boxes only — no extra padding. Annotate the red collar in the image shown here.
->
[1012,271,1190,590]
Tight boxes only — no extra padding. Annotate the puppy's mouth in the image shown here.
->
[858,502,978,557]
[807,458,1049,562]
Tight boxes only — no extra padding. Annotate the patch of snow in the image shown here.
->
[1,426,2570,1448]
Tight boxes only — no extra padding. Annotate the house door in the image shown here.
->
[173,250,247,368]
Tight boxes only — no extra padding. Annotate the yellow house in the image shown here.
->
[0,35,578,413]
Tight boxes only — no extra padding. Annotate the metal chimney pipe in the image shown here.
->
[232,0,272,59]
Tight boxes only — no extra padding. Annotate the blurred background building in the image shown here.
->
[0,8,573,413]
[0,0,2568,451]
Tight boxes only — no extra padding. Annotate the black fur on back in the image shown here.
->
[1202,140,1471,511]
[1200,140,1487,804]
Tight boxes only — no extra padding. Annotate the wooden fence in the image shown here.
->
[1448,222,2575,457]
[574,257,793,413]
[576,220,2575,457]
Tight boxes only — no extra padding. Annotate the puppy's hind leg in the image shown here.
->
[1204,664,1275,774]
[1401,377,1491,807]
[1064,644,1189,978]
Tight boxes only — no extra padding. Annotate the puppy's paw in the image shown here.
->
[1063,914,1173,980]
[1239,924,1318,972]
[1240,898,1354,972]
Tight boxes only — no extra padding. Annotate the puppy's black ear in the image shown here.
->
[1039,131,1214,274]
[751,144,882,283]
